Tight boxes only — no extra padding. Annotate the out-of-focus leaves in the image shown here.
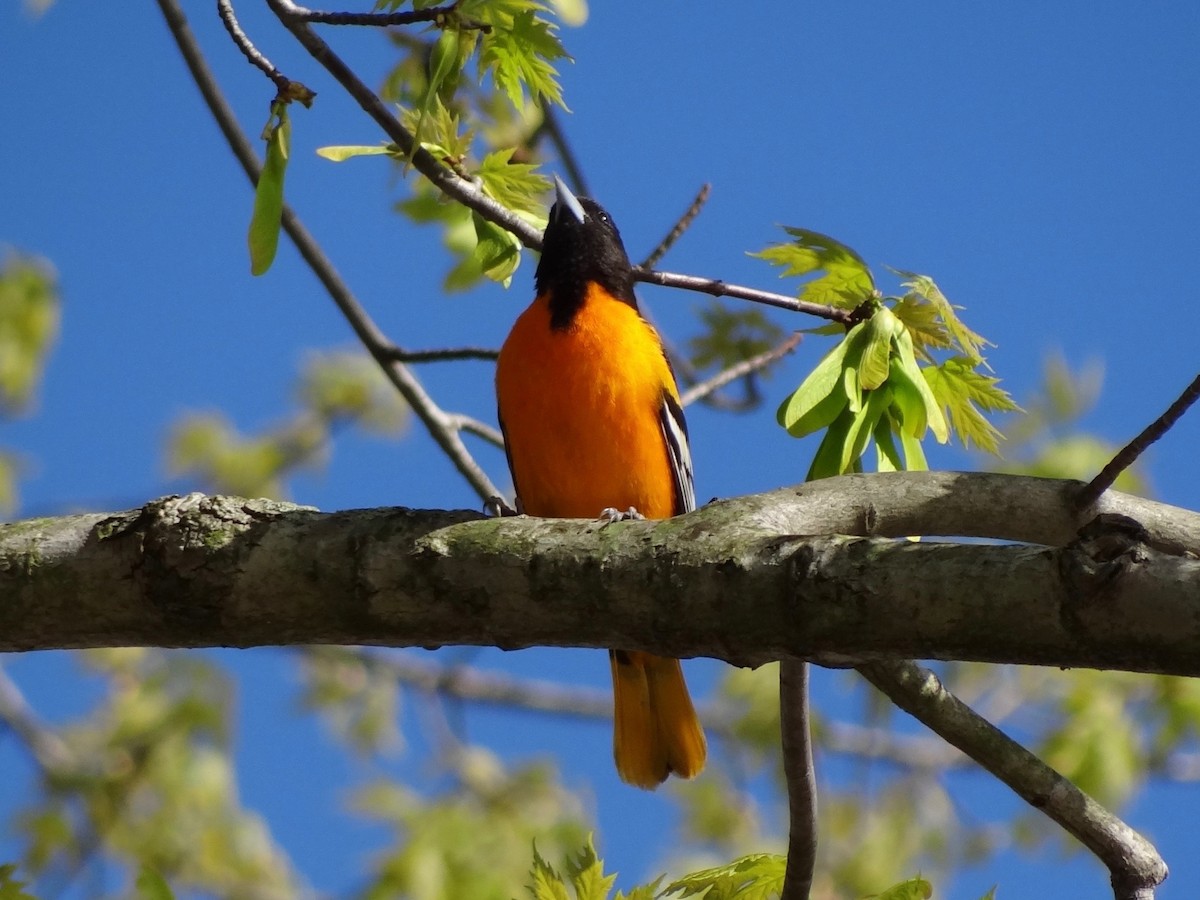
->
[0,252,59,415]
[297,648,402,756]
[298,350,409,434]
[135,867,176,900]
[0,864,37,900]
[355,752,590,900]
[868,876,933,899]
[689,303,787,376]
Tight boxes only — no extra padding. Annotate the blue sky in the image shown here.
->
[3,2,1199,898]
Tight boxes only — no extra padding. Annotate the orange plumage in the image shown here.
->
[495,179,706,788]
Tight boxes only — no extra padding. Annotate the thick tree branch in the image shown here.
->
[2,473,1197,671]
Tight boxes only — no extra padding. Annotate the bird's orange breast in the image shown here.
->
[496,284,679,519]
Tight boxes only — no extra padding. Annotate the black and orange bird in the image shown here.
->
[495,177,706,789]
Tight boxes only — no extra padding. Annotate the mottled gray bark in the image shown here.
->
[1,472,1197,673]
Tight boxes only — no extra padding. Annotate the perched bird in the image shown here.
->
[495,177,706,789]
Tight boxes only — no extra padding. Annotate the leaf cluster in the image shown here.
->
[760,228,1019,474]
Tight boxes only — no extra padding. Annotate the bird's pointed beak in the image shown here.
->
[553,175,587,225]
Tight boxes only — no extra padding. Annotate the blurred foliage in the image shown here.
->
[0,250,60,516]
[166,349,408,499]
[6,649,297,898]
[355,749,590,900]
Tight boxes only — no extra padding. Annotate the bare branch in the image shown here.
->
[384,346,499,364]
[157,0,502,502]
[636,268,854,324]
[0,665,74,772]
[266,0,543,248]
[858,659,1168,900]
[639,184,711,270]
[1076,371,1200,510]
[780,659,816,900]
[444,413,505,448]
[281,3,483,29]
[216,0,290,95]
[679,332,802,408]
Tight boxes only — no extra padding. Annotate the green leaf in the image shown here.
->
[248,104,290,276]
[874,414,904,473]
[749,226,874,309]
[480,8,571,112]
[807,405,856,481]
[839,386,892,474]
[478,148,551,215]
[891,330,949,443]
[565,837,616,900]
[867,875,933,899]
[136,868,176,900]
[922,357,1020,454]
[689,303,786,373]
[0,864,37,900]
[858,306,896,391]
[472,212,523,285]
[615,877,663,900]
[776,322,862,436]
[894,270,992,365]
[896,419,929,471]
[315,144,392,161]
[664,853,785,900]
[529,843,572,900]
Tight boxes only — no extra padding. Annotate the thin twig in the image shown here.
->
[858,659,1168,900]
[266,0,855,328]
[779,658,817,900]
[1076,371,1200,511]
[216,0,289,93]
[637,268,854,324]
[159,0,502,502]
[679,332,802,408]
[445,413,505,448]
[384,346,499,363]
[281,3,481,28]
[640,184,711,270]
[267,0,544,248]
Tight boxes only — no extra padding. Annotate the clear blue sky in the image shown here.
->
[3,3,1199,898]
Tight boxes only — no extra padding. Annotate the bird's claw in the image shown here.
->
[599,506,644,524]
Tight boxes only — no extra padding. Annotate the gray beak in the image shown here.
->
[553,175,587,225]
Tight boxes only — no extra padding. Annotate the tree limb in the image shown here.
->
[2,473,1197,671]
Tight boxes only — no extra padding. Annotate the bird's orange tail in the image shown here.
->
[609,649,706,789]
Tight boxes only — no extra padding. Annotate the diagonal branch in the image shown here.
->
[157,0,501,501]
[678,332,802,408]
[1076,371,1200,511]
[857,659,1168,900]
[639,183,711,270]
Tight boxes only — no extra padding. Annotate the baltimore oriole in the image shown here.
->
[495,177,706,789]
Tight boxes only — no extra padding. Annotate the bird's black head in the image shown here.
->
[536,177,638,329]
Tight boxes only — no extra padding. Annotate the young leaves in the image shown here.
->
[248,101,290,276]
[477,4,572,112]
[760,222,1017,474]
[750,227,875,310]
[527,836,617,900]
[663,853,786,900]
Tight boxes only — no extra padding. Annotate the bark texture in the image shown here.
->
[1,472,1197,673]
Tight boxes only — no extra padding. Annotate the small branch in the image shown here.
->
[266,0,543,248]
[216,0,289,94]
[0,666,74,772]
[384,346,499,364]
[280,3,479,28]
[679,332,802,408]
[639,184,711,270]
[158,0,501,502]
[636,268,854,325]
[858,659,1168,900]
[779,658,817,900]
[444,413,505,448]
[1076,371,1200,511]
